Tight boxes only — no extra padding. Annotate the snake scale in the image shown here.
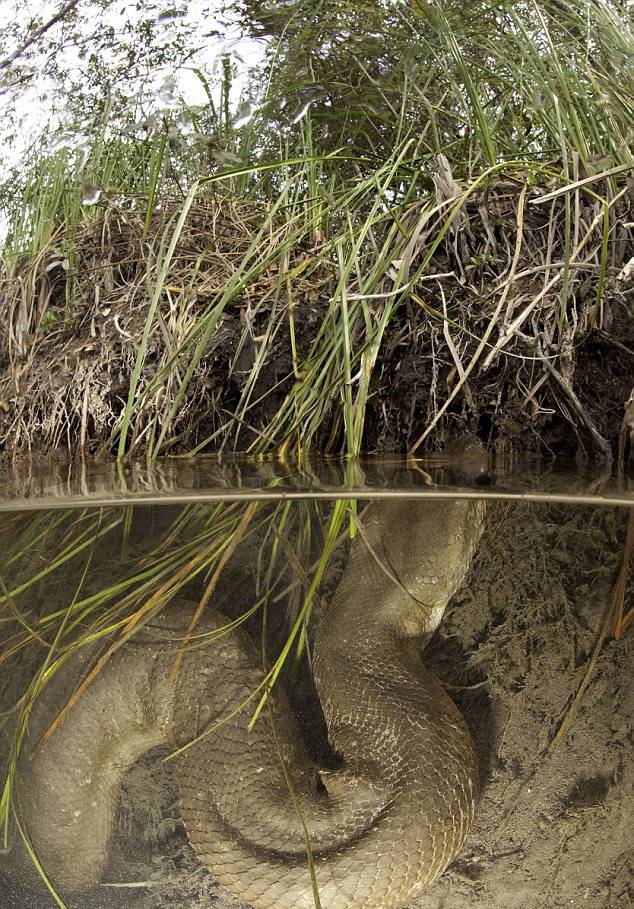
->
[15,498,485,908]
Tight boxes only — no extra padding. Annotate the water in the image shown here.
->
[0,1,632,905]
[0,453,631,509]
[0,466,632,909]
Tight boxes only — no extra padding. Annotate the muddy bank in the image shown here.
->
[426,501,632,909]
[0,176,632,461]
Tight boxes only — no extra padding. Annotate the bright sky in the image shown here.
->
[0,0,270,244]
[0,0,267,169]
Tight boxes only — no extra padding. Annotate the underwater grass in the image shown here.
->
[0,2,632,902]
[0,497,353,821]
[0,497,363,908]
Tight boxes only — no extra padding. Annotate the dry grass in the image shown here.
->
[0,162,631,460]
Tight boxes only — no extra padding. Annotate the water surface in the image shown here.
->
[0,468,631,909]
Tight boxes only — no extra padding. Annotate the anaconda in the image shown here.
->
[15,498,485,908]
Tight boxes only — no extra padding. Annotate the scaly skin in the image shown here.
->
[16,498,485,908]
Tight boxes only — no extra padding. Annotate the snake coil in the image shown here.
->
[16,499,484,909]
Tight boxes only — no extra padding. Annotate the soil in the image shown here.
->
[0,499,632,909]
[425,501,633,909]
[1,183,632,461]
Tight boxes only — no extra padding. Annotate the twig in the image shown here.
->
[409,184,528,454]
[617,387,634,472]
[343,273,456,301]
[549,603,611,751]
[529,163,633,205]
[440,282,473,410]
[0,0,81,71]
[538,348,612,461]
[611,509,634,640]
[550,507,634,750]
[482,185,630,368]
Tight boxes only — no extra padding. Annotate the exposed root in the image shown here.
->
[0,173,632,458]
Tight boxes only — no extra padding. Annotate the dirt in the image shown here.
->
[0,499,632,909]
[1,183,632,462]
[425,501,633,909]
[366,301,634,461]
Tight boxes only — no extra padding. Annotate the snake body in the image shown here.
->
[16,499,485,908]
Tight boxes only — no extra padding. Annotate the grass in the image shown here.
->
[0,497,355,906]
[0,1,632,904]
[1,147,630,459]
[0,1,631,461]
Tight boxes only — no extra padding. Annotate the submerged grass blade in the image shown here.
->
[12,812,69,909]
[249,499,348,729]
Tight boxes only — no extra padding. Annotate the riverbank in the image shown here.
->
[1,169,631,461]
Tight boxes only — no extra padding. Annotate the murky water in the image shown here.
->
[1,3,632,906]
[0,470,632,909]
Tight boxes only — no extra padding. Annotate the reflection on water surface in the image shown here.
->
[0,454,631,509]
[0,490,631,909]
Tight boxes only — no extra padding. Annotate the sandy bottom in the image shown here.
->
[1,501,632,909]
[422,502,632,909]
